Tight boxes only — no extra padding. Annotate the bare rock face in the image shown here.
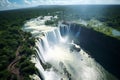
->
[69,44,81,52]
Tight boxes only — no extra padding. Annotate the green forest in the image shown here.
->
[0,6,65,80]
[0,5,120,80]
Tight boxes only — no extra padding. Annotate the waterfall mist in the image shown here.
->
[23,16,117,80]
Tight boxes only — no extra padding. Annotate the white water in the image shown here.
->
[24,16,117,80]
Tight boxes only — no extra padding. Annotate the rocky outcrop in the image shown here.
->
[69,24,120,79]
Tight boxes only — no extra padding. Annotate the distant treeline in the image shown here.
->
[61,5,120,31]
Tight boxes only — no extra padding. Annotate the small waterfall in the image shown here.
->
[24,17,118,80]
[45,28,62,46]
[58,21,71,37]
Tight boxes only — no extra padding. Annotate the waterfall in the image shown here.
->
[24,16,118,80]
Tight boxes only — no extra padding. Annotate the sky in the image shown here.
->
[0,0,120,11]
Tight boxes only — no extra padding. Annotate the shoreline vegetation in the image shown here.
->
[0,19,38,80]
[0,5,120,80]
[0,6,62,80]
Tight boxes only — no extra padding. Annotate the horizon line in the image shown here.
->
[0,4,120,11]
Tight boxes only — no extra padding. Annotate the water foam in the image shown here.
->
[24,16,117,80]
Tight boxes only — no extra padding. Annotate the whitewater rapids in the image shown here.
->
[23,16,117,80]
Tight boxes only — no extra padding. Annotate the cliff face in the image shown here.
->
[59,23,120,79]
[71,25,120,79]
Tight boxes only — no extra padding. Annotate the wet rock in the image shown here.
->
[70,44,81,52]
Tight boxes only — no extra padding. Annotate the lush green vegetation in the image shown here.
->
[0,6,65,80]
[73,19,120,40]
[0,5,120,80]
[62,5,120,31]
[45,20,56,25]
[0,23,37,79]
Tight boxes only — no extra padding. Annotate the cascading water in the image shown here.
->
[24,16,118,80]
